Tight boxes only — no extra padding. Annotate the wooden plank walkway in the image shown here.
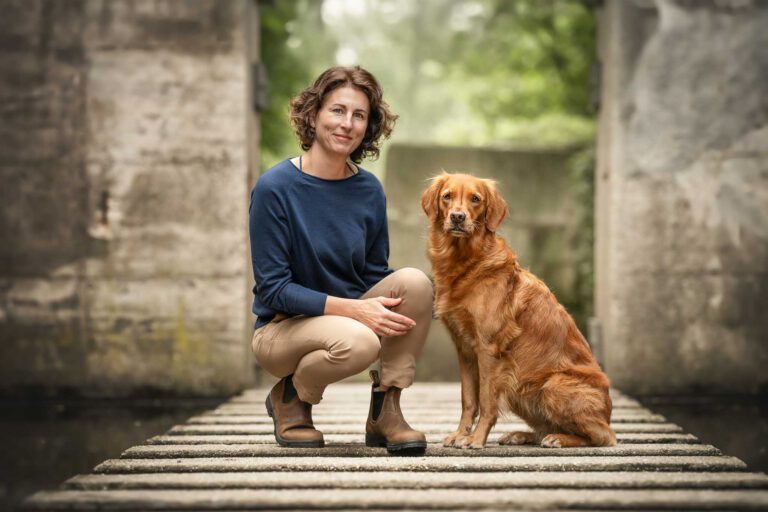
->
[23,383,768,510]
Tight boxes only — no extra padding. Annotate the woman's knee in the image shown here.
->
[395,267,434,309]
[328,321,380,368]
[252,327,286,377]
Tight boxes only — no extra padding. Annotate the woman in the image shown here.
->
[249,66,433,455]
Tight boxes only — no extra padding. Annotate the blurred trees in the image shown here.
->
[445,0,596,144]
[259,0,596,166]
[455,1,596,118]
[258,0,316,168]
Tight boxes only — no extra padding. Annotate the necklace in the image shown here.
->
[299,156,356,177]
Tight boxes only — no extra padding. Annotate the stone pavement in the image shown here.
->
[23,383,768,510]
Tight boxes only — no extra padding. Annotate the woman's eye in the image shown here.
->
[354,112,366,120]
[332,108,343,114]
[471,195,481,203]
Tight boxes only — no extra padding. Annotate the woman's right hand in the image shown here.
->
[325,295,416,337]
[353,296,416,337]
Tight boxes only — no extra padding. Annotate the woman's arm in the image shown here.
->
[250,182,327,317]
[361,194,392,286]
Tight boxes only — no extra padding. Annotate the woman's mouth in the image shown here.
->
[333,134,352,142]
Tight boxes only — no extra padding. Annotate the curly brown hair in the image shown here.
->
[290,66,398,163]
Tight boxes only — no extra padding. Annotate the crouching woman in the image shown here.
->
[249,66,433,455]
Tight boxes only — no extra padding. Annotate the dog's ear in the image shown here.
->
[421,173,448,224]
[484,180,508,232]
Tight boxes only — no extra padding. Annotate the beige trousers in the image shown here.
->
[252,267,433,404]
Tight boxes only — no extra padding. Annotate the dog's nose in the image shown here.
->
[450,211,466,224]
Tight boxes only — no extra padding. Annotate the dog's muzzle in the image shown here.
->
[447,211,468,234]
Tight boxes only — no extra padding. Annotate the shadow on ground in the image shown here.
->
[639,395,768,474]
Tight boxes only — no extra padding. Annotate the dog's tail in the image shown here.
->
[585,421,617,447]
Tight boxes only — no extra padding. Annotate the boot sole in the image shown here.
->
[266,395,324,448]
[365,434,427,456]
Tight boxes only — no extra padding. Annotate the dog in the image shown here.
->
[421,173,616,449]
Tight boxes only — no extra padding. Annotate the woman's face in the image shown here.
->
[312,85,370,158]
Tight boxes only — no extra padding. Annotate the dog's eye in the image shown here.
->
[471,194,481,203]
[442,192,451,201]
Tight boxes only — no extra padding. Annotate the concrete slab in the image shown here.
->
[166,422,684,435]
[188,412,669,424]
[146,432,701,445]
[64,470,768,490]
[93,455,748,473]
[120,443,720,459]
[208,403,649,414]
[21,383,767,511]
[23,488,768,510]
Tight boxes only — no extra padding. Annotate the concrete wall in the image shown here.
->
[0,0,255,397]
[595,0,768,394]
[384,143,585,380]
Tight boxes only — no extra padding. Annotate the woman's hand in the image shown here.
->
[355,296,416,337]
[325,296,416,337]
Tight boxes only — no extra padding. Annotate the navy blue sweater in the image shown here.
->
[249,159,393,328]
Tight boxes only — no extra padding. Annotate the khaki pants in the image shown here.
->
[252,268,433,404]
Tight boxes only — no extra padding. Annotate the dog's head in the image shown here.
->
[421,172,508,237]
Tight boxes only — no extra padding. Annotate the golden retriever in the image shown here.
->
[421,173,616,449]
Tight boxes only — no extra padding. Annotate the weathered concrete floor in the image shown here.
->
[23,383,768,510]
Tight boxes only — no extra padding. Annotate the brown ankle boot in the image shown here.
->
[265,375,324,448]
[365,370,427,455]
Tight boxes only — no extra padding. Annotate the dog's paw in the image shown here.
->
[457,435,485,450]
[540,434,563,448]
[498,431,536,446]
[443,432,467,448]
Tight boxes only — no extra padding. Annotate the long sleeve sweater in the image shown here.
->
[249,159,393,328]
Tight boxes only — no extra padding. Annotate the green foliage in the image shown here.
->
[445,0,596,143]
[567,145,596,333]
[455,0,595,115]
[260,0,596,152]
[435,112,595,148]
[259,0,315,169]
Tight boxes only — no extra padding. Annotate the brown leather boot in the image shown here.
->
[265,375,324,448]
[365,370,427,455]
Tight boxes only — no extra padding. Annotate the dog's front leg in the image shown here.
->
[443,351,478,447]
[457,350,497,449]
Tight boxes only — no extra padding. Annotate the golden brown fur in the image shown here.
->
[421,173,616,449]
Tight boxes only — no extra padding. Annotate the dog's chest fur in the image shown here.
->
[435,274,510,352]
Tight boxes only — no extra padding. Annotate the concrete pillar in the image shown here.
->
[0,1,256,396]
[595,0,768,394]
